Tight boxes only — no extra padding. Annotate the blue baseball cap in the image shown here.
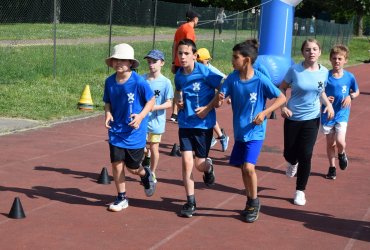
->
[144,49,165,61]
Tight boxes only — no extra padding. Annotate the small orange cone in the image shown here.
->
[78,85,94,110]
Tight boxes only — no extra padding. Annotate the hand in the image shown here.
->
[105,113,114,129]
[280,106,292,118]
[341,95,351,108]
[253,112,266,125]
[195,106,209,119]
[328,96,334,103]
[128,113,143,129]
[176,99,184,110]
[322,104,334,120]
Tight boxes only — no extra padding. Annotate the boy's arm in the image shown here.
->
[253,93,286,125]
[195,93,219,119]
[151,99,172,111]
[104,103,113,129]
[320,91,334,120]
[129,97,155,129]
[342,89,360,108]
[279,81,293,118]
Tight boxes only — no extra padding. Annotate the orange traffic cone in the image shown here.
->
[78,85,94,110]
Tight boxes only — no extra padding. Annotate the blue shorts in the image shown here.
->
[179,128,213,158]
[229,140,264,166]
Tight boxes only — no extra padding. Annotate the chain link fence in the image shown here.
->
[0,0,354,81]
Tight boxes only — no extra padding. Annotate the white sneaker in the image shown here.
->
[294,190,306,206]
[108,198,129,212]
[286,162,298,177]
[210,137,217,147]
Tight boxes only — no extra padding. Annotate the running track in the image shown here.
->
[0,64,369,249]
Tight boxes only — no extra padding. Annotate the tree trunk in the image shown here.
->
[357,14,364,36]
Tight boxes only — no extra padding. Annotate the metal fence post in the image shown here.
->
[53,0,57,79]
[107,0,113,74]
[152,0,158,49]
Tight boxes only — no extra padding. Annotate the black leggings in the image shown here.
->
[283,118,320,191]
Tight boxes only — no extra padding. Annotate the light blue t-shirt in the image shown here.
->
[103,71,154,149]
[142,73,174,134]
[284,62,328,121]
[220,70,281,142]
[175,62,223,129]
[321,70,359,125]
[208,63,226,78]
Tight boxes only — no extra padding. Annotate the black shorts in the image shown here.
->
[109,144,144,169]
[178,128,213,158]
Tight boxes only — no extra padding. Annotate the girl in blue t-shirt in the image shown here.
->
[321,45,360,180]
[279,39,334,206]
[218,41,286,223]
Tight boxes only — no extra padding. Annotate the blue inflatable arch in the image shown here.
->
[255,0,303,86]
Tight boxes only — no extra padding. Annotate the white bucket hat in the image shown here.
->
[105,43,140,69]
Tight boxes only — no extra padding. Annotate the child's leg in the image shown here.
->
[149,142,159,174]
[335,128,347,154]
[241,162,257,199]
[326,133,337,167]
[213,121,223,138]
[182,151,195,196]
[112,161,126,193]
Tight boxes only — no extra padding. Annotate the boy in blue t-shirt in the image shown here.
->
[321,45,360,180]
[174,39,224,218]
[218,41,286,223]
[141,49,174,181]
[103,43,156,212]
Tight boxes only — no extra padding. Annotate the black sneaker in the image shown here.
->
[242,203,261,223]
[142,156,150,167]
[325,166,336,180]
[180,202,196,218]
[203,158,215,186]
[338,153,348,170]
[170,113,178,123]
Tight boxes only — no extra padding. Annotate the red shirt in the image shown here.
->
[173,22,196,67]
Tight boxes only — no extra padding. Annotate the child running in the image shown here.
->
[103,43,156,212]
[321,44,360,180]
[217,41,286,223]
[174,39,224,218]
[141,49,174,181]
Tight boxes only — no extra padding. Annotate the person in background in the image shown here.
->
[170,9,200,123]
[141,49,174,182]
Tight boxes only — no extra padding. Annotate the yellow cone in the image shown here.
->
[78,85,94,110]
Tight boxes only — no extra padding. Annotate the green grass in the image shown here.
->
[0,23,368,121]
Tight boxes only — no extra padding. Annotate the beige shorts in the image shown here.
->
[146,133,162,143]
[321,122,347,135]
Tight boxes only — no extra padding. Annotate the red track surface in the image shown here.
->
[0,64,369,249]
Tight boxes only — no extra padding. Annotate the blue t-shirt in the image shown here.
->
[103,71,154,149]
[321,70,359,125]
[175,62,223,129]
[142,73,174,134]
[220,70,281,142]
[284,62,328,121]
